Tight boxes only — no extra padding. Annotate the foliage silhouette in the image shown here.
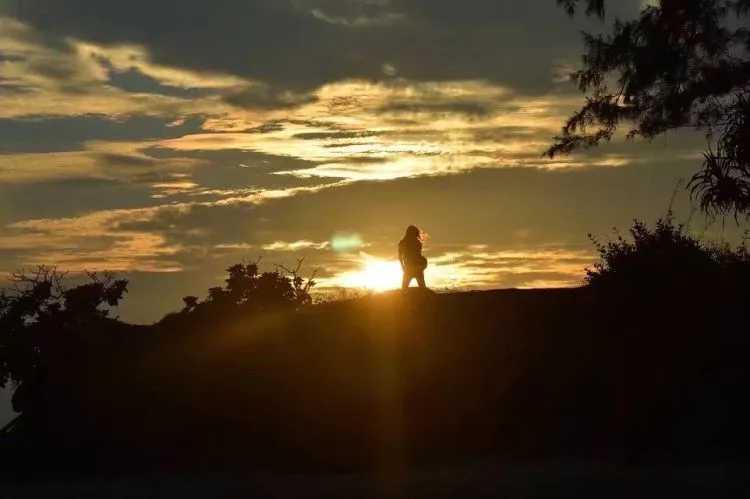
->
[159,259,316,329]
[551,0,750,217]
[586,214,750,291]
[0,267,128,390]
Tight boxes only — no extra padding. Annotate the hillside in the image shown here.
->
[3,286,748,475]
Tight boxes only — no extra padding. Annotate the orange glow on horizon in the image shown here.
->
[332,257,404,291]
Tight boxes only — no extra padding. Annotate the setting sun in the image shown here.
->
[333,257,403,291]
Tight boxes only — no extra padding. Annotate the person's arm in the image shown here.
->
[398,244,406,270]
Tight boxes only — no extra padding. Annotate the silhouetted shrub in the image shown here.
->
[586,215,749,293]
[0,267,128,390]
[161,259,316,328]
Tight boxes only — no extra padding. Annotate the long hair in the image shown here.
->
[402,225,422,243]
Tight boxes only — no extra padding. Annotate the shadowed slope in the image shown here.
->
[4,287,749,473]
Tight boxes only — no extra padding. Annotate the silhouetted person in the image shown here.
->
[399,225,428,289]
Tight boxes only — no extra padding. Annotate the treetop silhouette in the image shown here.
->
[0,267,128,390]
[551,0,750,218]
[162,259,316,327]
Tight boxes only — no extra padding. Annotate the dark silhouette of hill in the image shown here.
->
[2,217,749,478]
[4,287,749,474]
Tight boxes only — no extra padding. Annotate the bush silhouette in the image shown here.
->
[586,215,749,293]
[159,259,316,329]
[0,267,128,390]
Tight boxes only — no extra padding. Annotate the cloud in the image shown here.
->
[0,16,661,191]
[11,1,645,97]
[105,66,216,99]
[292,130,383,140]
[145,79,617,182]
[0,114,205,153]
[223,85,319,110]
[0,106,698,273]
[310,7,406,27]
[0,18,247,119]
[0,205,185,272]
[262,240,330,251]
[0,176,347,276]
[376,99,499,118]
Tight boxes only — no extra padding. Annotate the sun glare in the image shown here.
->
[334,257,403,291]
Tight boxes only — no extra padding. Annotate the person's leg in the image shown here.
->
[402,272,411,289]
[416,271,426,288]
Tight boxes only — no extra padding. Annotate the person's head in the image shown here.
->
[404,225,422,241]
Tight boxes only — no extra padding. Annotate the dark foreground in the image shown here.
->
[4,460,749,498]
[2,287,749,489]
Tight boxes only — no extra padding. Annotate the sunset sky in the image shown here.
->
[0,0,743,323]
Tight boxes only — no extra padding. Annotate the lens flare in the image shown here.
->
[331,233,364,253]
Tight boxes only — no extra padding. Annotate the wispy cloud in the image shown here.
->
[1,206,184,272]
[310,8,406,27]
[262,240,330,251]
